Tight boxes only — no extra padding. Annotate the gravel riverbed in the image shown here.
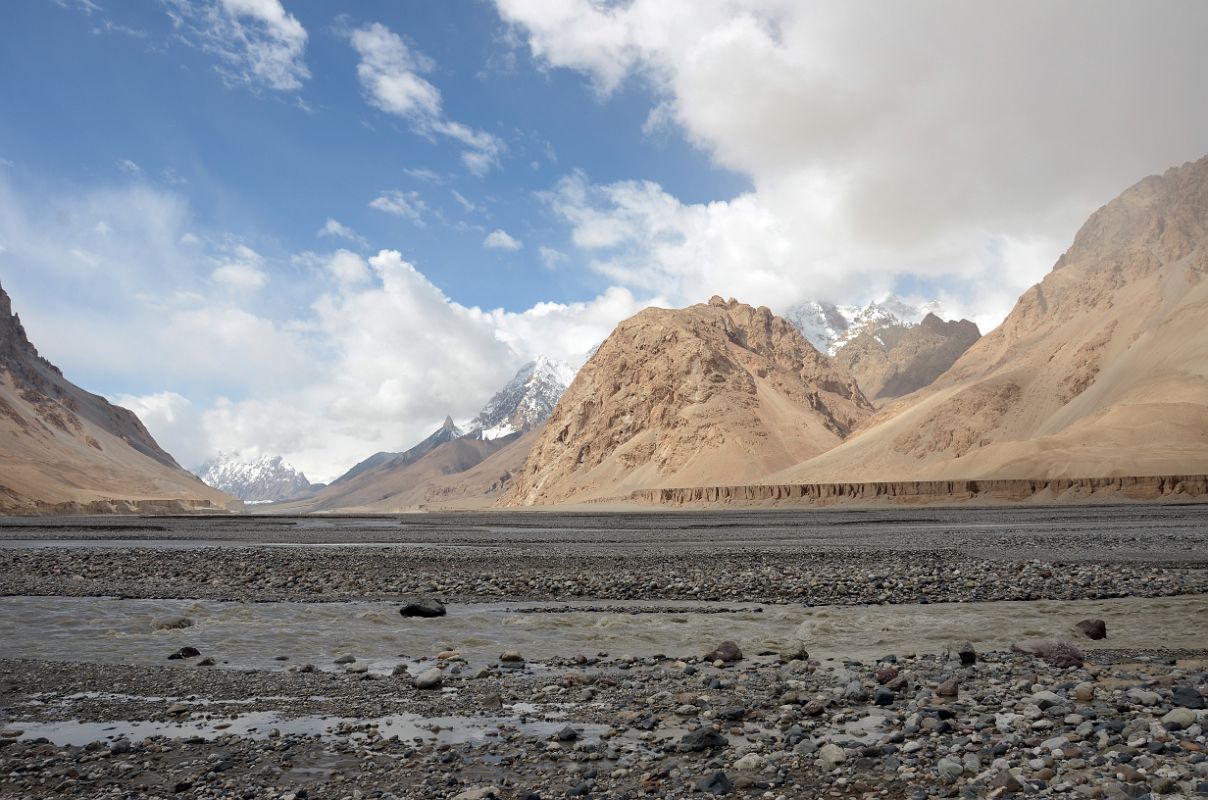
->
[0,506,1206,798]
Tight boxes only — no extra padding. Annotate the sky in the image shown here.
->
[2,0,1207,483]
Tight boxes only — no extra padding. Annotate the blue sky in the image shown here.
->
[2,0,1206,481]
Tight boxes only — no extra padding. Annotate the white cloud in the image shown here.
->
[368,190,427,224]
[324,249,371,286]
[483,228,522,251]
[497,0,1208,328]
[538,245,567,270]
[210,243,269,291]
[318,217,368,247]
[451,190,478,213]
[113,391,208,470]
[116,158,143,175]
[348,22,504,175]
[164,0,309,92]
[0,175,653,483]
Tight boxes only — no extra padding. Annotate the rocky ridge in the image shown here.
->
[0,281,235,511]
[504,297,874,506]
[772,154,1208,485]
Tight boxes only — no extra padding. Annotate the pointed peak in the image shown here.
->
[441,415,456,430]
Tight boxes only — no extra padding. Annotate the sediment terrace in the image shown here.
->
[627,473,1208,507]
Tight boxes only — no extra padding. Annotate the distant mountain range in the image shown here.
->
[7,155,1208,512]
[198,454,316,504]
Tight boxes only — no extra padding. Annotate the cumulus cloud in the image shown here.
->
[348,22,504,175]
[317,217,367,247]
[115,158,143,176]
[368,189,427,224]
[164,0,309,92]
[483,228,522,251]
[496,0,1208,327]
[538,245,567,270]
[0,176,650,482]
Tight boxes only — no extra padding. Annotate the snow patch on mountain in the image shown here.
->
[199,454,314,503]
[784,296,947,355]
[468,356,576,440]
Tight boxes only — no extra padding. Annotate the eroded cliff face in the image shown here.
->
[0,281,236,512]
[833,313,981,404]
[771,154,1208,484]
[503,296,874,506]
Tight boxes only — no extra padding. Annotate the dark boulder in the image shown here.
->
[703,641,743,663]
[400,599,447,618]
[1075,619,1107,640]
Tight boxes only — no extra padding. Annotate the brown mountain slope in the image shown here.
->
[0,282,236,512]
[771,155,1208,484]
[277,429,535,512]
[502,297,873,505]
[834,313,981,404]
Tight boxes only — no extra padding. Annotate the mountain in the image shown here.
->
[0,281,235,512]
[199,454,314,503]
[833,312,981,404]
[331,416,463,486]
[502,297,874,506]
[784,296,945,356]
[771,154,1208,484]
[467,356,575,439]
[278,430,535,513]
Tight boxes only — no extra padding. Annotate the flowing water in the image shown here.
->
[2,594,1205,672]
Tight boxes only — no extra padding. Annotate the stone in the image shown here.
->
[936,757,964,783]
[1172,685,1206,709]
[733,753,766,771]
[399,599,446,618]
[703,641,743,663]
[555,725,579,742]
[874,666,899,684]
[991,770,1023,793]
[167,646,200,660]
[780,641,809,662]
[151,615,193,631]
[936,679,959,697]
[499,650,525,663]
[874,687,895,706]
[451,788,498,800]
[414,667,444,690]
[1075,618,1107,640]
[957,642,977,666]
[680,728,728,752]
[1010,639,1084,668]
[695,770,732,795]
[1161,708,1197,730]
[817,743,847,769]
[333,654,356,664]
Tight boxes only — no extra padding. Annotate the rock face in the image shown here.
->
[199,454,314,503]
[773,155,1208,484]
[503,297,873,506]
[833,313,981,404]
[467,356,575,440]
[0,281,235,512]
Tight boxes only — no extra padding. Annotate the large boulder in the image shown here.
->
[400,599,447,618]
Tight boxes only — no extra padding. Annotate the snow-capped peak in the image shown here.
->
[784,296,948,356]
[199,453,314,503]
[468,356,576,440]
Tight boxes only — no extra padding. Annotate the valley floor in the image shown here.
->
[0,507,1206,798]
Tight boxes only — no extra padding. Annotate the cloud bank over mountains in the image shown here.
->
[8,0,1208,482]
